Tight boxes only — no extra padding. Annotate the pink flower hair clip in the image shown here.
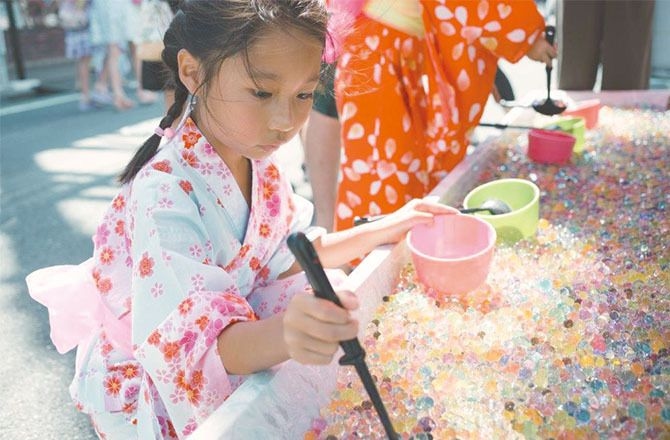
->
[322,2,360,63]
[154,127,176,139]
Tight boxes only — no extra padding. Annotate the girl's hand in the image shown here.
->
[282,289,359,365]
[372,198,458,244]
[310,198,457,269]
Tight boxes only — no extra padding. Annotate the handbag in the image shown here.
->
[58,0,89,31]
[141,60,171,91]
[136,41,164,62]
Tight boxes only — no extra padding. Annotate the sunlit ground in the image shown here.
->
[27,117,307,237]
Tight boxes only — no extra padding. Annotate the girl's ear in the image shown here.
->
[177,49,201,95]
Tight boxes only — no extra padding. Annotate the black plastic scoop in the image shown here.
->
[531,25,566,116]
[460,198,511,215]
[353,199,512,226]
[287,232,398,440]
[478,122,560,131]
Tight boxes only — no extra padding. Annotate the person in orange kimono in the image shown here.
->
[326,0,556,231]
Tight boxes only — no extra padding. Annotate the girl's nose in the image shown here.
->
[268,101,296,133]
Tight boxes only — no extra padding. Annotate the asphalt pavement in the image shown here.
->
[1,83,167,439]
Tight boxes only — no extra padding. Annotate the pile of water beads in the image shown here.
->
[304,106,669,439]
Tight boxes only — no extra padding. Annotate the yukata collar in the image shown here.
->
[173,116,238,182]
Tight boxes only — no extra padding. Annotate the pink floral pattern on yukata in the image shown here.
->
[74,118,314,438]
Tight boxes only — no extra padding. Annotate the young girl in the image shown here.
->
[27,1,453,438]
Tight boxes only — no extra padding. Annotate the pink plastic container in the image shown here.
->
[562,99,601,129]
[406,214,496,298]
[527,128,576,164]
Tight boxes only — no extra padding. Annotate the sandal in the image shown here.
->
[114,96,135,111]
[137,89,158,105]
[91,90,113,107]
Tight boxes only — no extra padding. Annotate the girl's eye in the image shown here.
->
[253,90,272,99]
[297,92,314,101]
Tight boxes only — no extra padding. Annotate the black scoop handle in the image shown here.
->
[286,232,399,440]
[543,25,556,100]
[545,25,556,46]
[286,232,365,363]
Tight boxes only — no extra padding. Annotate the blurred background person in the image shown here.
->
[88,0,135,110]
[127,0,159,105]
[302,62,341,231]
[557,0,655,91]
[303,0,556,232]
[58,0,95,111]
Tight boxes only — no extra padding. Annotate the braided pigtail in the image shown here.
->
[117,85,189,184]
[118,11,190,184]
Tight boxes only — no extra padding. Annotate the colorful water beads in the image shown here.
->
[305,107,669,439]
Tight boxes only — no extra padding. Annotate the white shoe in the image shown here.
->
[91,90,113,106]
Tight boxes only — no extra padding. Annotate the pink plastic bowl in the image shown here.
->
[406,214,496,298]
[562,99,601,129]
[527,128,576,164]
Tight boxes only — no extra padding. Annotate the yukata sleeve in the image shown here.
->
[129,173,257,436]
[263,185,322,281]
[423,0,545,64]
[246,185,327,317]
[476,0,545,62]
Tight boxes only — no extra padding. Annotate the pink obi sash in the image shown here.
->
[26,258,132,357]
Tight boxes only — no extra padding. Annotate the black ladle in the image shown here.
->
[353,199,512,226]
[460,198,511,215]
[286,232,398,440]
[531,25,566,116]
[478,122,561,131]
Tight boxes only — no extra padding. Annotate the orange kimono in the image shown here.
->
[333,0,544,230]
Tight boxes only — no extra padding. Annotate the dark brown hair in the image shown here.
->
[119,0,330,183]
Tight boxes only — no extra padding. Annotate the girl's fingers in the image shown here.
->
[284,291,358,336]
[286,332,341,357]
[410,212,440,225]
[283,292,360,365]
[419,204,458,214]
[285,310,359,342]
[417,203,458,215]
[334,289,359,311]
[291,292,352,324]
[370,199,459,243]
[422,195,441,204]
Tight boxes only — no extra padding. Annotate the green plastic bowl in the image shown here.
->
[544,116,586,153]
[462,178,540,244]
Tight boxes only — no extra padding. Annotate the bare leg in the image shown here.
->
[78,55,92,103]
[90,57,113,106]
[94,56,108,92]
[128,40,137,81]
[302,110,342,231]
[107,43,134,110]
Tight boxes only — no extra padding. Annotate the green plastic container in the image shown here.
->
[544,116,586,153]
[462,178,540,244]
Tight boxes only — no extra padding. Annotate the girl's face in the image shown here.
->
[193,28,323,166]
